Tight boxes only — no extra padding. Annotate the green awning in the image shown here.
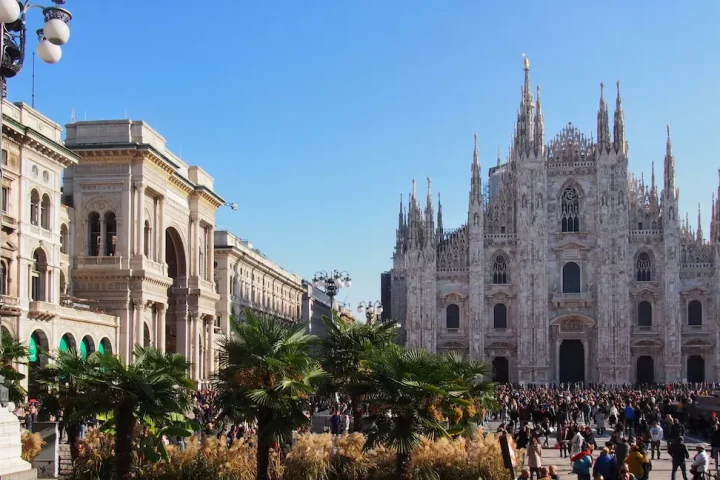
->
[97,340,105,354]
[59,336,69,352]
[28,335,37,362]
[80,338,88,360]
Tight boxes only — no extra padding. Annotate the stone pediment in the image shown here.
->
[683,338,714,347]
[631,339,663,348]
[485,287,514,301]
[441,291,467,302]
[486,340,515,350]
[552,240,590,252]
[549,314,596,331]
[681,287,708,297]
[1,240,16,251]
[440,341,468,349]
[630,287,660,299]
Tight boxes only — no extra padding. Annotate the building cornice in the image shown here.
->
[2,114,80,167]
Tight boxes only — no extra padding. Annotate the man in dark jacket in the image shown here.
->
[711,425,720,472]
[615,436,630,469]
[668,436,690,480]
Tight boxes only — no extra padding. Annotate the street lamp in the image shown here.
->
[312,270,351,312]
[357,300,383,324]
[0,0,72,271]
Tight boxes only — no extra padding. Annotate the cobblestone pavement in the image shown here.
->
[484,420,713,479]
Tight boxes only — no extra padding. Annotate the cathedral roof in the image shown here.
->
[547,122,594,163]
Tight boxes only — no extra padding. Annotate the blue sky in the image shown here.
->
[11,0,719,312]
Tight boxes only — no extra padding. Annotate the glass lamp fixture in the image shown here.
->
[0,0,19,24]
[42,6,71,45]
[36,30,61,63]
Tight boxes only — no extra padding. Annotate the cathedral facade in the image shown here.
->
[387,59,719,385]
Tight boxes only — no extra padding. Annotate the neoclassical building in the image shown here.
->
[63,120,223,383]
[214,230,305,333]
[0,101,119,394]
[385,59,720,385]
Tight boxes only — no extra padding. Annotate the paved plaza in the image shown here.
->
[484,420,710,478]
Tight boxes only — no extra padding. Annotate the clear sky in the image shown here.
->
[10,0,719,312]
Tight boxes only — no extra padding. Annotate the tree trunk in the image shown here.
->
[66,422,81,461]
[114,402,135,480]
[396,451,412,480]
[256,407,272,480]
[351,395,363,433]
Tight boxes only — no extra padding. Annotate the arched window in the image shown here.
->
[493,303,507,329]
[30,189,40,226]
[40,194,50,229]
[144,220,151,257]
[636,252,652,281]
[446,304,460,330]
[637,301,652,327]
[561,187,580,232]
[104,212,116,256]
[688,300,702,326]
[31,249,47,301]
[562,262,581,293]
[88,213,101,256]
[60,224,68,254]
[0,260,6,296]
[493,255,508,284]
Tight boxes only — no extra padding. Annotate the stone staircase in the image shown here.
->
[57,444,72,479]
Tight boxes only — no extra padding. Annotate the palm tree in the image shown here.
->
[214,311,325,480]
[0,328,28,403]
[363,348,489,480]
[50,346,193,480]
[321,313,398,432]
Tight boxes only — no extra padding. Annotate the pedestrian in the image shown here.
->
[527,436,542,480]
[711,425,720,472]
[690,445,708,480]
[649,421,663,460]
[668,436,690,480]
[329,409,340,435]
[625,444,649,480]
[595,408,606,436]
[615,436,630,469]
[592,447,616,480]
[571,448,592,480]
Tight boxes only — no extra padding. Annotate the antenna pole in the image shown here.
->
[32,52,35,108]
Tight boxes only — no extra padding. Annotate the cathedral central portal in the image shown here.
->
[559,339,585,383]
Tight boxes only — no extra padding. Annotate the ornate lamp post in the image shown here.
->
[311,270,351,313]
[357,300,383,324]
[0,0,72,260]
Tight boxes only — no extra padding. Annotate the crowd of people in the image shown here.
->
[493,382,720,480]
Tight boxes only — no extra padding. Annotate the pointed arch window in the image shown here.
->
[493,255,508,284]
[636,252,652,281]
[561,187,580,232]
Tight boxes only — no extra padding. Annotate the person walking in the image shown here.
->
[595,407,606,436]
[592,447,617,480]
[690,445,708,480]
[668,436,690,480]
[527,437,543,480]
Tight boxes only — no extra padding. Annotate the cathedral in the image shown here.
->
[385,58,720,385]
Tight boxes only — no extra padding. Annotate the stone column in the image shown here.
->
[153,198,158,261]
[158,198,166,266]
[206,316,215,377]
[133,299,144,349]
[157,304,166,354]
[208,226,214,284]
[190,214,200,277]
[190,313,200,381]
[135,183,145,256]
[98,216,106,257]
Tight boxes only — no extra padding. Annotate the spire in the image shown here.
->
[425,177,434,245]
[712,193,716,243]
[496,145,501,167]
[613,80,625,153]
[664,125,676,194]
[470,133,482,206]
[534,85,544,156]
[597,82,611,152]
[514,55,535,157]
[697,203,703,242]
[426,177,432,211]
[436,192,443,239]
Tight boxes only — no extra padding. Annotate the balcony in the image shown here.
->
[551,291,593,308]
[683,324,709,335]
[0,295,20,317]
[130,256,167,276]
[1,213,16,231]
[29,299,118,325]
[631,325,659,335]
[75,256,130,269]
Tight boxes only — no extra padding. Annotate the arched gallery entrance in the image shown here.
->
[165,227,187,354]
[559,340,584,383]
[636,356,654,385]
[492,357,509,383]
[687,355,705,383]
[80,335,95,360]
[27,330,49,399]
